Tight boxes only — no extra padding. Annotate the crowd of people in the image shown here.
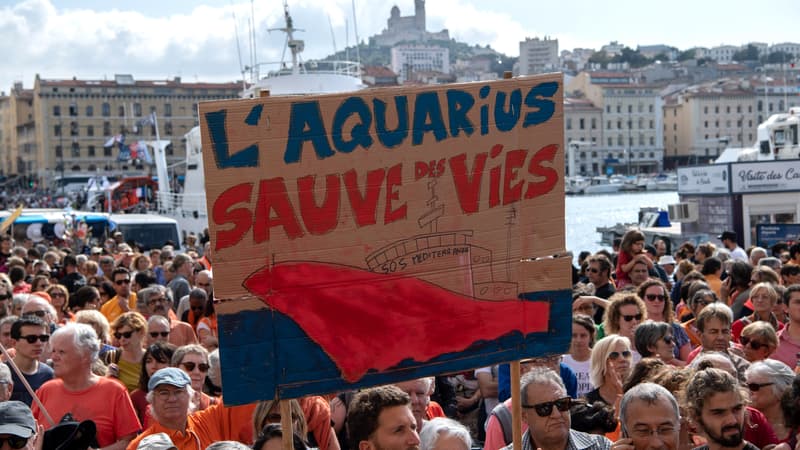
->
[2,223,800,450]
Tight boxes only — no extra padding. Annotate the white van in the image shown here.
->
[108,213,181,251]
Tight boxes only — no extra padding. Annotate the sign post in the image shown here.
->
[200,73,571,407]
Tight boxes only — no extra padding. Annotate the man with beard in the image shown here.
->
[347,385,420,450]
[684,368,757,450]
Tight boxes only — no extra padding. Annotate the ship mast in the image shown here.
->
[268,1,305,75]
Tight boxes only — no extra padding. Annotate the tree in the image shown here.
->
[614,47,651,68]
[677,49,696,61]
[653,52,670,62]
[588,50,610,67]
[732,44,759,62]
[765,51,795,64]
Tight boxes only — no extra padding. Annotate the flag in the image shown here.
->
[138,141,153,165]
[138,112,156,127]
[103,136,115,147]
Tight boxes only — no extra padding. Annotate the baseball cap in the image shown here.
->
[148,367,192,391]
[718,231,737,242]
[137,433,178,450]
[0,401,36,438]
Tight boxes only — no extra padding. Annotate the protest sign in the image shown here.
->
[200,73,571,404]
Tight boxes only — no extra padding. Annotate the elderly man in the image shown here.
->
[176,270,212,320]
[684,368,757,450]
[139,286,197,347]
[0,400,40,450]
[100,268,137,324]
[348,385,420,450]
[394,377,438,432]
[686,303,749,380]
[0,364,13,401]
[126,367,255,450]
[614,383,681,450]
[7,316,53,405]
[503,368,610,450]
[32,323,140,450]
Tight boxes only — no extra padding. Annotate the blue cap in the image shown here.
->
[148,367,191,391]
[0,401,36,438]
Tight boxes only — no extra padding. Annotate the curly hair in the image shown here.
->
[603,293,646,335]
[684,368,747,420]
[347,386,410,450]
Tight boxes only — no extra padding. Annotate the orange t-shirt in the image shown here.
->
[33,377,141,447]
[100,293,138,324]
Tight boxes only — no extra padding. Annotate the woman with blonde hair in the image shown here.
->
[46,283,73,325]
[107,311,148,392]
[732,282,783,343]
[583,335,633,411]
[600,293,646,348]
[253,399,308,446]
[739,320,779,363]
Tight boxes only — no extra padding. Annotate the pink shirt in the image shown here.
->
[774,323,800,369]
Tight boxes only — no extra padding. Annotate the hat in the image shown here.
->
[0,401,36,438]
[43,418,98,450]
[148,367,191,391]
[658,255,676,266]
[137,433,177,450]
[90,247,103,255]
[718,231,737,242]
[644,244,657,256]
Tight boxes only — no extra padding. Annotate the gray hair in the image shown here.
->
[138,285,173,311]
[74,310,111,343]
[208,349,222,388]
[633,321,671,358]
[205,442,252,450]
[0,315,19,330]
[146,384,196,422]
[619,383,680,437]
[419,417,472,450]
[171,344,208,366]
[147,315,170,330]
[0,363,11,384]
[690,352,736,377]
[11,294,30,313]
[521,367,566,402]
[746,360,794,398]
[52,323,101,362]
[759,257,782,271]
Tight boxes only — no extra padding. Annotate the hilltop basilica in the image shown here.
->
[371,0,450,46]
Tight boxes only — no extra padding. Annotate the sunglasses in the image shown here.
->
[587,268,600,273]
[148,297,168,306]
[608,350,632,360]
[115,279,131,285]
[645,294,666,302]
[49,292,66,298]
[622,314,643,322]
[739,336,769,350]
[747,382,774,392]
[23,310,47,318]
[522,396,572,417]
[114,330,135,340]
[0,436,28,449]
[181,361,210,372]
[149,331,170,338]
[19,334,50,344]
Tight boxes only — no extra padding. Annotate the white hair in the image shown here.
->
[146,384,196,421]
[52,323,101,362]
[419,417,471,450]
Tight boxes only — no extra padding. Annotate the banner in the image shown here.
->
[200,73,571,404]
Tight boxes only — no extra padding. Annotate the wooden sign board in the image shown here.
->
[199,73,572,404]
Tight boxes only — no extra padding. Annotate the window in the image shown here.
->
[103,121,111,135]
[133,103,142,117]
[704,121,708,128]
[607,137,613,146]
[737,105,742,113]
[628,105,633,113]
[726,106,731,113]
[104,146,112,157]
[704,106,708,114]
[748,105,753,113]
[165,121,173,135]
[649,105,653,113]
[617,120,622,129]
[150,105,157,115]
[69,103,78,116]
[650,137,655,145]
[649,152,655,158]
[53,105,61,116]
[88,145,96,157]
[166,143,174,156]
[54,123,62,136]
[86,105,94,117]
[649,120,654,129]
[639,134,645,145]
[164,104,172,117]
[55,145,63,158]
[617,135,623,145]
[566,118,572,130]
[715,106,719,113]
[591,118,597,129]
[726,120,731,127]
[579,118,585,130]
[607,120,612,129]
[673,124,677,131]
[70,121,79,136]
[118,105,125,117]
[638,104,643,113]
[102,103,110,117]
[71,142,80,157]
[616,105,621,113]
[606,105,611,113]
[87,125,94,136]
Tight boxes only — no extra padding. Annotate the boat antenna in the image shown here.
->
[328,14,338,54]
[250,0,257,80]
[230,2,247,92]
[351,0,361,68]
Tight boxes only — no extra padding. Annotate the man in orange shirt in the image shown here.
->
[100,268,137,324]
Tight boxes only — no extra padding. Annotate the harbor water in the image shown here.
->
[565,191,679,259]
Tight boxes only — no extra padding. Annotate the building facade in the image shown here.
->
[26,74,240,188]
[391,45,450,83]
[518,37,559,75]
[372,0,450,47]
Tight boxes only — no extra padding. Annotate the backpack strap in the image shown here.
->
[489,401,513,446]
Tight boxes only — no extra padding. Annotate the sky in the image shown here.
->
[1,0,798,93]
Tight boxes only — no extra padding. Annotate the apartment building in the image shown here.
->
[564,98,604,175]
[518,37,559,75]
[26,74,240,188]
[0,83,35,181]
[391,45,450,83]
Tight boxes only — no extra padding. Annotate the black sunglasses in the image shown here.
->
[149,331,170,338]
[23,310,47,318]
[114,330,135,340]
[115,279,131,285]
[148,297,168,306]
[622,313,643,322]
[19,334,50,344]
[608,350,632,360]
[522,396,572,417]
[747,382,774,392]
[740,336,768,350]
[181,361,209,372]
[0,436,28,449]
[645,294,666,302]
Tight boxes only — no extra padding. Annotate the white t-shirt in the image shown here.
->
[561,354,593,397]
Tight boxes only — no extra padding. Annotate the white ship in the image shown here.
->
[156,2,365,237]
[716,107,800,163]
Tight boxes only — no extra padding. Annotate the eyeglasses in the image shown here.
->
[0,436,29,449]
[622,314,643,322]
[662,335,674,344]
[149,331,170,338]
[181,361,209,372]
[114,330,135,340]
[740,336,769,350]
[645,294,666,302]
[587,268,600,273]
[747,382,774,392]
[521,396,572,417]
[608,350,633,360]
[154,388,188,400]
[628,425,678,439]
[148,297,168,306]
[49,292,66,298]
[19,334,50,344]
[23,310,47,318]
[115,279,130,285]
